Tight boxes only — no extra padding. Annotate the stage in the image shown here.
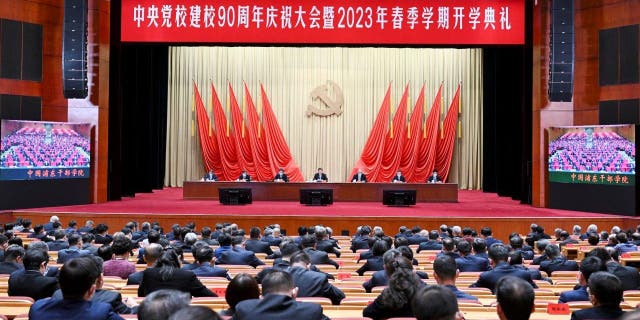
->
[6,188,639,241]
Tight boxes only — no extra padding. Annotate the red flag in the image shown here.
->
[399,84,425,182]
[244,85,272,181]
[378,84,409,182]
[228,83,254,175]
[435,84,461,182]
[210,83,240,180]
[416,84,442,181]
[192,82,223,177]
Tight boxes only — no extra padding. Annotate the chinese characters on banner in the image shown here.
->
[121,0,525,45]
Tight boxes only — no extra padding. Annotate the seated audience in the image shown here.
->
[433,255,478,300]
[288,251,345,305]
[350,225,371,252]
[496,276,535,320]
[0,244,24,274]
[455,240,489,272]
[480,227,502,247]
[438,238,460,259]
[301,235,339,269]
[30,224,52,242]
[9,249,58,300]
[471,244,537,293]
[168,306,221,320]
[57,234,91,263]
[138,249,216,297]
[234,270,328,320]
[571,272,626,320]
[356,239,388,276]
[81,233,98,255]
[128,243,163,285]
[614,232,638,254]
[137,289,191,320]
[417,230,443,252]
[218,236,265,268]
[190,245,230,279]
[472,238,489,259]
[539,244,579,276]
[412,285,460,320]
[315,226,341,258]
[244,227,273,255]
[508,251,546,282]
[47,229,69,251]
[103,237,135,279]
[28,256,124,320]
[558,256,602,303]
[219,273,260,317]
[530,239,550,265]
[94,224,113,245]
[215,233,233,259]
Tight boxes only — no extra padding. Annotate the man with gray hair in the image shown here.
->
[128,243,163,285]
[315,226,341,258]
[138,289,191,320]
[44,215,60,232]
[572,225,582,239]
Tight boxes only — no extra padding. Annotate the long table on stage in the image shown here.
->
[183,181,458,202]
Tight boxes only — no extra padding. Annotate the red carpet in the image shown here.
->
[26,188,626,219]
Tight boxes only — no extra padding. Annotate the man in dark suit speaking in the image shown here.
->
[312,168,328,182]
[273,168,289,182]
[203,170,218,182]
[391,170,406,183]
[237,170,251,182]
[351,168,367,183]
[427,170,442,183]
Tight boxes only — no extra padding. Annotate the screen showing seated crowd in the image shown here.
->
[0,120,91,180]
[547,125,637,215]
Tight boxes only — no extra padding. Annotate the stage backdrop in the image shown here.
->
[165,46,482,189]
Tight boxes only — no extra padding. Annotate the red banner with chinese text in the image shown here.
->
[122,0,525,45]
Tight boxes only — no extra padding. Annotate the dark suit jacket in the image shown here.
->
[245,239,274,255]
[351,173,367,182]
[289,266,345,305]
[363,287,417,320]
[484,237,502,248]
[391,175,406,183]
[52,288,136,314]
[531,253,548,265]
[218,247,265,268]
[138,267,216,297]
[313,173,328,182]
[238,173,251,182]
[0,261,22,275]
[273,173,289,182]
[95,234,114,245]
[362,270,389,293]
[304,248,339,269]
[191,262,231,279]
[471,262,538,293]
[407,235,428,245]
[350,236,370,252]
[357,250,373,262]
[513,264,544,281]
[127,270,143,285]
[445,284,478,300]
[203,172,218,181]
[28,298,123,320]
[262,235,282,247]
[8,270,59,300]
[558,286,589,303]
[316,239,341,257]
[427,175,442,183]
[356,256,384,276]
[47,240,70,251]
[233,294,327,320]
[607,261,640,291]
[571,306,625,320]
[57,247,92,264]
[455,255,490,272]
[417,240,442,252]
[540,257,579,276]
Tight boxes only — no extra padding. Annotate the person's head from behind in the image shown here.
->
[412,285,459,320]
[433,255,458,285]
[588,272,623,308]
[473,238,487,254]
[225,273,260,311]
[382,249,402,276]
[59,256,101,300]
[442,237,455,252]
[4,245,24,264]
[456,240,472,257]
[138,289,191,320]
[510,236,524,250]
[578,256,603,286]
[371,239,389,257]
[544,244,561,259]
[496,276,535,320]
[261,270,296,297]
[488,244,510,266]
[144,243,163,265]
[588,233,600,245]
[23,248,48,271]
[168,306,221,320]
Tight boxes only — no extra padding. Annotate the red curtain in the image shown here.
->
[378,85,409,182]
[399,85,425,182]
[435,84,461,182]
[415,84,442,182]
[193,82,223,176]
[228,83,254,175]
[244,85,273,181]
[350,84,391,181]
[211,83,240,180]
[259,84,304,182]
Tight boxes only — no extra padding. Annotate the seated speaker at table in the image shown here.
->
[202,170,218,182]
[351,168,367,183]
[427,170,443,183]
[273,168,289,182]
[391,171,406,183]
[237,170,251,182]
[312,168,328,182]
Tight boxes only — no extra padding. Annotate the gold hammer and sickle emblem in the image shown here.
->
[306,80,344,117]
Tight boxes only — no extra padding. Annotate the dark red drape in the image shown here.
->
[228,83,254,175]
[435,84,461,182]
[399,85,425,182]
[378,84,409,182]
[211,83,240,180]
[193,82,223,177]
[244,85,272,181]
[415,84,442,182]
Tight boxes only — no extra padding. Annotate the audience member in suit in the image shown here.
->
[128,243,163,285]
[0,245,24,275]
[363,256,424,319]
[614,232,638,254]
[592,247,640,291]
[256,242,300,283]
[234,270,329,320]
[138,249,216,297]
[350,225,371,252]
[168,306,221,320]
[312,168,328,182]
[0,234,8,262]
[137,289,191,320]
[357,240,387,276]
[470,244,537,293]
[417,231,443,252]
[47,229,70,251]
[237,170,251,182]
[103,237,136,279]
[218,273,260,318]
[28,256,124,320]
[199,227,219,246]
[437,237,460,260]
[455,240,490,272]
[315,226,341,258]
[495,276,535,320]
[57,234,91,264]
[218,236,265,268]
[43,215,60,233]
[351,168,367,183]
[362,248,429,293]
[480,227,503,248]
[25,242,58,278]
[412,285,460,320]
[94,224,114,245]
[571,272,626,320]
[81,233,99,255]
[190,246,231,279]
[558,256,602,303]
[203,170,218,181]
[509,236,534,260]
[426,170,443,183]
[9,248,59,300]
[539,244,579,276]
[508,251,547,282]
[558,230,580,248]
[215,233,234,260]
[301,235,339,269]
[288,251,345,305]
[273,168,289,182]
[579,224,598,241]
[262,228,283,247]
[78,220,95,234]
[244,227,273,255]
[30,224,52,243]
[530,239,550,265]
[406,228,428,245]
[391,170,406,183]
[433,255,478,300]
